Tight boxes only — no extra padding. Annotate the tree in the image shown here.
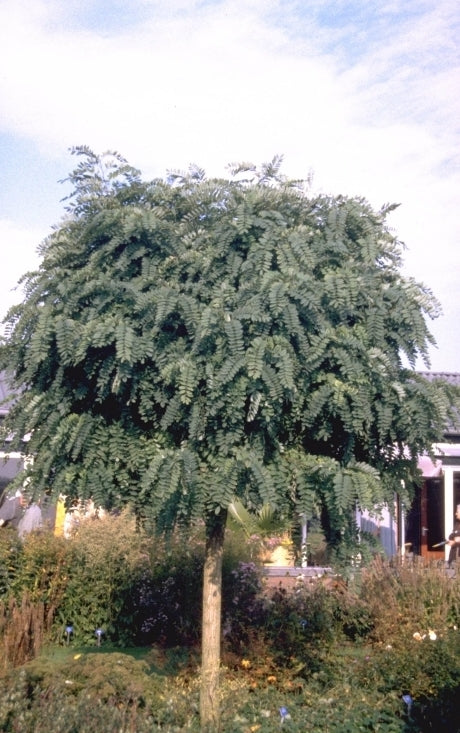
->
[1,148,457,730]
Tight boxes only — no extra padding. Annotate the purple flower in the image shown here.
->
[402,694,413,714]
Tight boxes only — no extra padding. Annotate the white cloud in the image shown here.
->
[0,0,458,369]
[0,0,348,171]
[0,220,44,319]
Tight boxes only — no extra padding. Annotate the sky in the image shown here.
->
[0,0,459,371]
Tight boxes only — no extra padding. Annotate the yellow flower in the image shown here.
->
[241,659,251,669]
[267,675,277,683]
[73,653,82,660]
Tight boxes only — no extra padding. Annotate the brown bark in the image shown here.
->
[200,512,226,732]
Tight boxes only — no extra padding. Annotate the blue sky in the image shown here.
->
[1,0,459,370]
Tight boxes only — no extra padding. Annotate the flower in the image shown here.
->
[73,654,82,660]
[267,675,277,683]
[241,659,251,669]
[262,536,282,551]
[279,706,290,723]
[428,629,437,640]
[402,694,413,715]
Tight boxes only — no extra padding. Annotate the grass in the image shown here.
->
[1,633,456,732]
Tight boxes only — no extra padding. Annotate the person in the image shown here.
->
[447,504,460,568]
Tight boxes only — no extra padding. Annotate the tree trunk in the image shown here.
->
[200,512,226,732]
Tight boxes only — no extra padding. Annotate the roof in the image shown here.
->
[418,372,460,386]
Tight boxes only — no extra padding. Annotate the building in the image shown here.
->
[404,372,460,563]
[357,373,460,563]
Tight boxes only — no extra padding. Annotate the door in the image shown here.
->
[420,477,445,560]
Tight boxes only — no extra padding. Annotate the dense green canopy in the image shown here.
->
[1,149,456,537]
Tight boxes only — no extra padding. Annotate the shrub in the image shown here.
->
[0,513,259,655]
[124,548,204,646]
[0,527,22,597]
[221,561,374,680]
[54,510,151,645]
[1,529,69,615]
[0,652,171,733]
[222,561,266,652]
[0,530,71,667]
[1,523,460,731]
[354,631,460,698]
[359,555,460,644]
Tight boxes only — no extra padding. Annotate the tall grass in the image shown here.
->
[360,555,460,643]
[0,594,46,669]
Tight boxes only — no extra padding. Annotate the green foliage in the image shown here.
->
[122,523,206,647]
[54,511,150,644]
[360,555,460,643]
[353,634,460,703]
[222,566,374,662]
[227,499,289,538]
[1,147,458,550]
[0,528,459,731]
[7,531,69,608]
[0,513,258,652]
[0,652,168,733]
[0,528,22,597]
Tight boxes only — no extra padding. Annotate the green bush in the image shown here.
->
[0,530,72,665]
[0,512,258,652]
[0,527,22,597]
[222,566,373,664]
[53,511,150,645]
[359,555,460,644]
[1,517,460,731]
[122,533,205,646]
[1,528,69,613]
[0,652,170,733]
[354,631,460,699]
